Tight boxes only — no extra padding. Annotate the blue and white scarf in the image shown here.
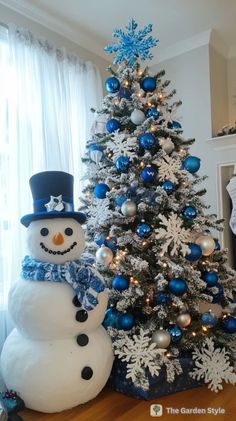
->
[21,255,105,311]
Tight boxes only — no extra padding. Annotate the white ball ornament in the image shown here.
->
[96,246,113,265]
[177,313,191,328]
[195,235,215,256]
[159,137,174,154]
[152,328,171,348]
[121,199,137,217]
[130,109,146,125]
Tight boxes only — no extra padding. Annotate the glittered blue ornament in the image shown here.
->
[95,234,105,246]
[105,76,120,93]
[201,311,217,327]
[136,223,152,238]
[214,239,221,251]
[93,183,110,199]
[205,284,224,303]
[183,156,201,174]
[141,77,156,92]
[146,107,160,119]
[153,291,170,305]
[222,316,236,333]
[103,308,118,328]
[162,180,175,194]
[117,313,135,330]
[119,87,132,99]
[139,132,156,150]
[169,278,187,296]
[115,156,130,172]
[104,19,158,67]
[202,271,218,287]
[185,243,202,261]
[182,206,198,220]
[140,165,157,183]
[171,121,182,130]
[167,324,183,343]
[112,275,129,291]
[115,195,128,206]
[88,144,103,164]
[106,118,121,133]
[106,237,117,252]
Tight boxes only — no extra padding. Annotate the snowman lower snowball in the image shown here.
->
[0,171,114,413]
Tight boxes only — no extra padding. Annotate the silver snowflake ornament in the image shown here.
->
[104,19,158,66]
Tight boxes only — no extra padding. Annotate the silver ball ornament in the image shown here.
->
[195,235,215,256]
[152,328,171,348]
[130,109,146,125]
[159,137,174,154]
[177,313,191,328]
[96,246,113,265]
[121,199,137,217]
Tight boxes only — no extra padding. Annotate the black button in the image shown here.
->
[77,334,89,346]
[81,366,93,380]
[76,310,88,322]
[72,295,81,307]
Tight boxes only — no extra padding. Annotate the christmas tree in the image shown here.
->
[80,19,236,396]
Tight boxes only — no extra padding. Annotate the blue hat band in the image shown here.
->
[33,195,74,213]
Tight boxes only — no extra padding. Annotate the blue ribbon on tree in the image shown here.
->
[21,255,106,311]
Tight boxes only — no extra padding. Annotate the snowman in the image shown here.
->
[1,171,114,413]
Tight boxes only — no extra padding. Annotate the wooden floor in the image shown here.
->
[19,384,235,421]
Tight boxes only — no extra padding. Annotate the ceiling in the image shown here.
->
[4,0,236,62]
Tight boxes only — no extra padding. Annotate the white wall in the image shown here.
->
[0,3,110,85]
[227,56,236,126]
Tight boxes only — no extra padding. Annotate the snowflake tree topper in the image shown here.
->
[104,19,158,67]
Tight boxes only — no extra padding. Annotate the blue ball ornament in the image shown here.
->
[112,275,129,291]
[202,271,218,287]
[205,284,224,303]
[214,239,221,251]
[222,316,236,333]
[139,132,156,150]
[105,76,120,93]
[119,87,132,99]
[162,180,175,194]
[115,195,127,206]
[201,311,217,327]
[117,313,135,330]
[183,156,201,174]
[93,183,110,199]
[167,324,183,343]
[103,308,118,329]
[171,121,182,130]
[169,278,187,296]
[185,243,202,261]
[115,156,130,173]
[182,206,198,220]
[136,223,152,238]
[153,291,170,305]
[106,118,121,133]
[146,107,160,119]
[140,165,157,183]
[141,77,156,92]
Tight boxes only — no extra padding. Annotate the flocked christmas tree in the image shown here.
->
[80,20,236,395]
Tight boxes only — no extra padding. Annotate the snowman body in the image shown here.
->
[1,218,113,413]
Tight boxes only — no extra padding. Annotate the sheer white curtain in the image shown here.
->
[0,24,103,350]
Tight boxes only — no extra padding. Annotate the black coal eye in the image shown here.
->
[40,227,49,236]
[65,227,73,236]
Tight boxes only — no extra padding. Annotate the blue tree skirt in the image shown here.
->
[108,353,204,400]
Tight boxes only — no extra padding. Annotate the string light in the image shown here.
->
[123,80,129,87]
[192,332,196,337]
[202,326,208,332]
[163,262,168,268]
[150,125,157,132]
[159,93,163,99]
[138,69,143,76]
[166,352,171,357]
[140,161,145,168]
[108,152,113,158]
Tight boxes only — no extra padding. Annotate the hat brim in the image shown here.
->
[20,211,86,227]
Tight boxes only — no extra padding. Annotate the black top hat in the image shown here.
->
[20,171,86,227]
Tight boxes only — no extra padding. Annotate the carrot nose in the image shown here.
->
[52,232,64,245]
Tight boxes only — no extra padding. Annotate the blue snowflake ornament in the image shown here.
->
[104,19,158,67]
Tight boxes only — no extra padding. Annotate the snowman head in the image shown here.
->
[27,218,85,264]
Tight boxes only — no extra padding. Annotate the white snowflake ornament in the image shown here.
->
[190,337,236,392]
[155,213,191,256]
[154,155,182,183]
[106,132,138,161]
